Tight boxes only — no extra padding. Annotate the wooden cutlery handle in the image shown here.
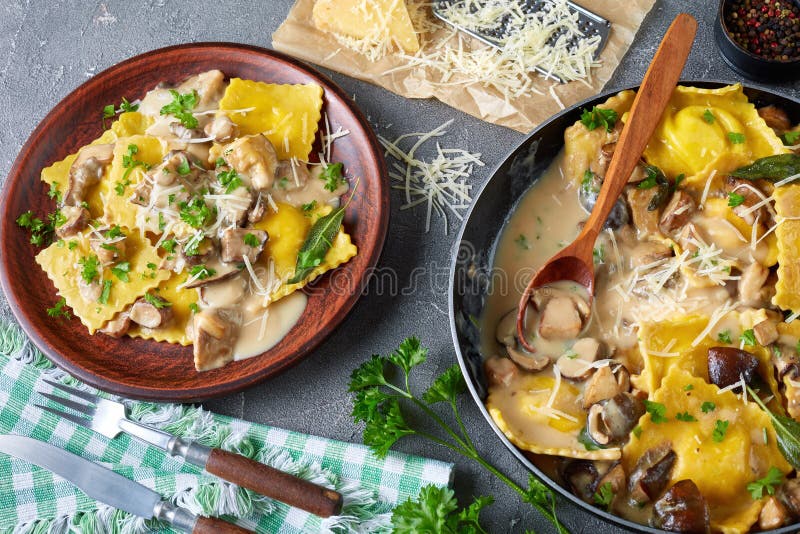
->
[193,516,253,534]
[205,448,343,518]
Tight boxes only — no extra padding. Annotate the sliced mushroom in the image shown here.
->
[773,345,800,381]
[778,477,800,517]
[152,150,202,186]
[578,171,629,230]
[248,193,267,224]
[90,236,126,264]
[204,115,240,143]
[180,238,216,266]
[560,460,600,503]
[626,186,663,239]
[484,356,519,388]
[753,318,779,346]
[758,105,791,133]
[506,345,550,372]
[169,122,205,141]
[532,286,589,320]
[129,179,152,207]
[587,393,645,446]
[78,278,101,302]
[495,309,518,348]
[582,365,630,409]
[539,296,583,340]
[707,346,759,389]
[759,496,790,530]
[724,176,768,226]
[184,266,241,289]
[55,205,90,238]
[653,479,710,533]
[175,69,226,111]
[557,338,602,380]
[658,190,695,235]
[199,275,247,308]
[587,404,611,446]
[597,463,626,500]
[629,240,674,269]
[129,297,173,329]
[220,228,268,263]
[99,313,131,338]
[738,262,769,306]
[629,442,676,504]
[193,307,242,371]
[64,144,115,206]
[223,134,278,190]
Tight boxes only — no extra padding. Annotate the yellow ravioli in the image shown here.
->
[99,135,165,230]
[624,367,791,534]
[35,230,169,334]
[110,112,153,138]
[252,202,357,301]
[311,0,420,54]
[217,78,323,160]
[773,184,800,312]
[128,271,198,346]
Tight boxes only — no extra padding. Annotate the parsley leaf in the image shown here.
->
[422,364,466,405]
[580,106,618,132]
[143,292,172,309]
[515,234,530,250]
[593,481,614,511]
[301,200,317,214]
[217,168,242,193]
[684,384,694,391]
[713,419,730,442]
[16,210,55,247]
[717,330,732,344]
[121,143,150,183]
[728,192,746,207]
[105,225,124,239]
[593,245,605,265]
[98,279,112,304]
[243,233,260,247]
[189,264,216,280]
[176,158,191,176]
[703,109,715,124]
[391,485,492,534]
[741,329,757,347]
[178,196,215,229]
[78,255,100,284]
[159,89,199,128]
[701,401,716,413]
[320,162,344,192]
[645,400,668,423]
[119,97,138,113]
[676,411,697,422]
[581,169,598,195]
[637,166,661,189]
[110,261,130,282]
[783,131,800,145]
[47,182,62,203]
[728,132,746,144]
[46,297,71,320]
[160,239,177,253]
[188,302,200,313]
[747,466,784,500]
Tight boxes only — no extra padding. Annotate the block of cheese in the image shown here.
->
[312,0,420,54]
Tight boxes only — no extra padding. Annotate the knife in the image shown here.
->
[0,435,252,534]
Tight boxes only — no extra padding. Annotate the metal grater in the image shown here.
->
[432,0,611,83]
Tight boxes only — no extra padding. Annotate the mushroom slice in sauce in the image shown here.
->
[223,134,278,190]
[63,144,115,206]
[193,308,243,372]
[658,190,695,235]
[183,265,241,289]
[506,346,550,372]
[753,318,779,346]
[99,313,131,338]
[738,262,769,306]
[626,186,663,239]
[495,309,518,348]
[628,442,676,504]
[55,206,90,238]
[204,115,239,143]
[90,235,126,264]
[77,278,102,303]
[582,365,630,409]
[758,105,792,134]
[560,460,600,503]
[653,479,711,534]
[220,228,268,263]
[129,297,174,329]
[759,496,790,530]
[706,346,759,390]
[484,356,519,388]
[557,338,603,381]
[539,296,583,340]
[589,392,645,445]
[724,176,767,226]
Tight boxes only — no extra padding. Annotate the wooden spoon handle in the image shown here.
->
[581,13,697,243]
[205,448,343,517]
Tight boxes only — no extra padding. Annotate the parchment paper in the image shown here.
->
[273,0,657,133]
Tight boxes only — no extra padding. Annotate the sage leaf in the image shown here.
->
[731,154,800,182]
[287,206,345,284]
[747,386,800,470]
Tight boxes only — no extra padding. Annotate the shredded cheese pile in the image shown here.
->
[379,120,482,233]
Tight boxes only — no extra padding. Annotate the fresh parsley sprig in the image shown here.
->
[349,337,566,533]
[160,89,199,129]
[746,466,784,500]
[580,106,618,132]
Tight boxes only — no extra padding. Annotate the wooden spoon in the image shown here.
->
[516,13,698,352]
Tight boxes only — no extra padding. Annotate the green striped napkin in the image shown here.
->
[0,320,454,533]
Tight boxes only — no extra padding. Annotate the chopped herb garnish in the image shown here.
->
[119,97,138,113]
[46,297,71,320]
[702,109,715,124]
[110,261,131,282]
[158,212,166,231]
[747,467,784,500]
[593,482,614,511]
[278,177,289,189]
[580,106,618,132]
[98,279,112,304]
[121,143,149,183]
[159,89,199,129]
[301,200,317,215]
[243,233,260,247]
[741,329,757,347]
[144,292,172,309]
[674,173,686,188]
[637,166,660,189]
[728,192,746,207]
[684,384,694,391]
[581,169,598,194]
[320,162,344,192]
[188,302,200,313]
[701,401,716,413]
[160,239,177,253]
[632,425,643,438]
[176,158,191,176]
[178,196,215,229]
[515,234,530,250]
[102,104,116,126]
[593,245,605,264]
[717,330,732,344]
[16,210,55,247]
[47,182,62,203]
[215,157,226,168]
[189,265,216,280]
[728,132,746,144]
[216,168,242,193]
[67,241,78,250]
[782,131,800,145]
[78,255,100,284]
[645,400,668,424]
[676,412,697,422]
[713,419,730,442]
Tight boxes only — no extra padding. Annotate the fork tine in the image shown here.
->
[41,378,101,404]
[39,392,96,417]
[35,404,91,427]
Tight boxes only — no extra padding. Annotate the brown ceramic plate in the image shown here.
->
[0,43,389,402]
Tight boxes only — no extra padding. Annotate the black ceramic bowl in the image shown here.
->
[716,0,800,81]
[449,81,800,533]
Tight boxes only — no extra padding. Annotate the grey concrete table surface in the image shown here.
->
[1,1,799,532]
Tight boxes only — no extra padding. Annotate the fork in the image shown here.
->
[37,379,343,518]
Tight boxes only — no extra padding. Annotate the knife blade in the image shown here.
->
[0,435,251,534]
